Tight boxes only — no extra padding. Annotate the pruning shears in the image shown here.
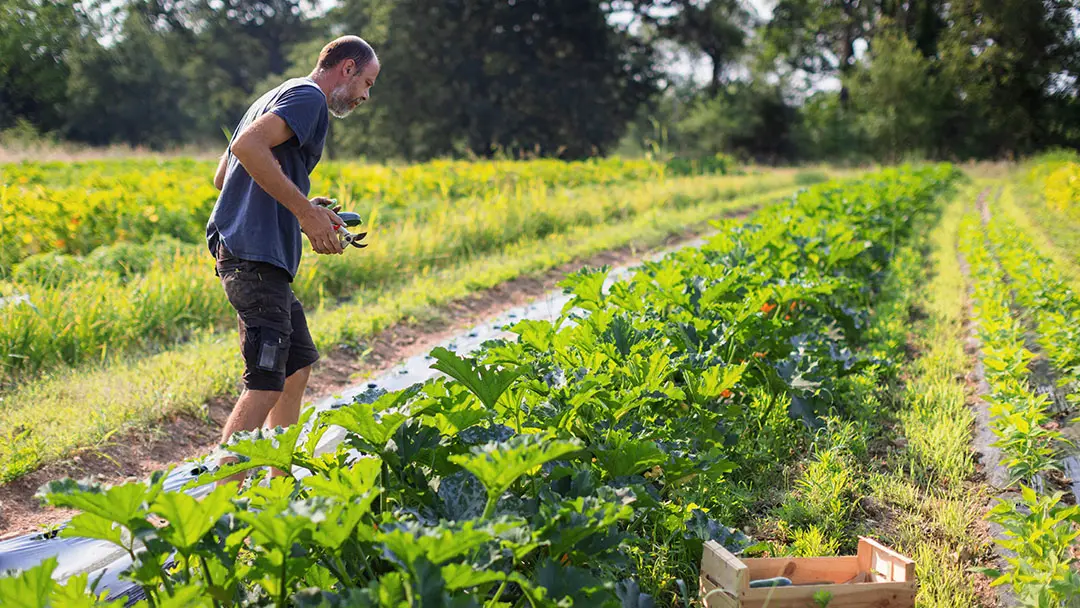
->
[317,198,368,249]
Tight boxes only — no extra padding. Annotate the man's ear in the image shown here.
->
[343,58,356,76]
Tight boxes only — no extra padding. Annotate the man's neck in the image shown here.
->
[308,70,334,98]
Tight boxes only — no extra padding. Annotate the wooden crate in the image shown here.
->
[699,536,916,608]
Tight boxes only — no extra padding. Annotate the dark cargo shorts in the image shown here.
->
[215,243,319,392]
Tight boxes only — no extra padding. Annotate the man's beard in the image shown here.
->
[328,85,356,119]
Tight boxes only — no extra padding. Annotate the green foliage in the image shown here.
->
[449,434,583,519]
[63,16,193,148]
[674,82,799,163]
[848,27,940,162]
[329,0,658,160]
[4,0,1079,162]
[430,347,523,411]
[0,165,961,605]
[790,526,840,558]
[664,153,734,177]
[775,447,858,546]
[958,179,1080,603]
[0,0,81,133]
[982,487,1080,607]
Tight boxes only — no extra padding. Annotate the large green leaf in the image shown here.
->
[309,497,377,550]
[539,494,634,557]
[190,424,306,486]
[430,347,521,410]
[41,476,161,525]
[249,546,315,607]
[152,484,236,553]
[0,557,56,608]
[534,559,611,606]
[623,349,678,395]
[303,455,382,502]
[558,266,609,313]
[592,433,666,479]
[511,319,556,353]
[683,361,746,405]
[129,585,215,608]
[429,407,490,436]
[421,381,491,435]
[449,434,582,516]
[323,402,409,452]
[615,580,655,608]
[236,500,312,551]
[436,470,488,520]
[61,512,126,548]
[441,563,505,591]
[378,521,494,570]
[50,572,125,607]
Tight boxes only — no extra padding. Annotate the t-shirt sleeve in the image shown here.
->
[269,86,325,147]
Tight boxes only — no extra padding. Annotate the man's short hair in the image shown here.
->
[317,36,376,72]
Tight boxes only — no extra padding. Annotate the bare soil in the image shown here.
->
[0,220,733,539]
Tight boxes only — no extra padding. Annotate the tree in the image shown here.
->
[674,81,799,163]
[795,91,866,162]
[848,26,939,161]
[64,12,195,147]
[0,0,85,132]
[766,0,876,103]
[937,0,1080,157]
[125,0,312,142]
[358,0,658,160]
[763,1,945,102]
[633,0,758,95]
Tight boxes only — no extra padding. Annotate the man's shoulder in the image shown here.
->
[276,77,326,102]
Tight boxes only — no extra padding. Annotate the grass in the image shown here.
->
[746,184,987,606]
[0,171,808,388]
[869,186,985,607]
[0,177,822,484]
[997,179,1080,286]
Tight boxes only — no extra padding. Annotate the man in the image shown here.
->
[207,36,380,485]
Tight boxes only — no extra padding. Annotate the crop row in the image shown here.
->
[957,209,1080,604]
[0,165,959,606]
[0,173,800,389]
[0,157,672,272]
[0,173,811,484]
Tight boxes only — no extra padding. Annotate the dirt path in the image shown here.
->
[0,217,744,539]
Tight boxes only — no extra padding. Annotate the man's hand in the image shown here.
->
[300,200,344,255]
[311,196,343,213]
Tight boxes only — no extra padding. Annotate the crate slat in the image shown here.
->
[699,537,917,608]
[742,582,916,608]
[856,537,916,583]
[743,556,861,584]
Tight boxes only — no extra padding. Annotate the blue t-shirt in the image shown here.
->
[206,77,329,279]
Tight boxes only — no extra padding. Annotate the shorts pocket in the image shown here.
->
[243,326,287,373]
[222,269,269,314]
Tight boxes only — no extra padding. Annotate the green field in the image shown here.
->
[2,157,1079,606]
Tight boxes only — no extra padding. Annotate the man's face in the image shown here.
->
[328,59,380,119]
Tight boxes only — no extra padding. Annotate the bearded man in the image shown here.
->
[206,36,380,485]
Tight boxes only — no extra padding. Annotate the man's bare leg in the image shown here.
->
[264,365,312,477]
[216,388,282,488]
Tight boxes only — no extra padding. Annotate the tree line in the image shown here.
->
[2,0,1078,163]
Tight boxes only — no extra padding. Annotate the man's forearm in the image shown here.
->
[232,143,313,221]
[213,151,228,190]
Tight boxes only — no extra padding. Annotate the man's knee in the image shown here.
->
[287,365,312,379]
